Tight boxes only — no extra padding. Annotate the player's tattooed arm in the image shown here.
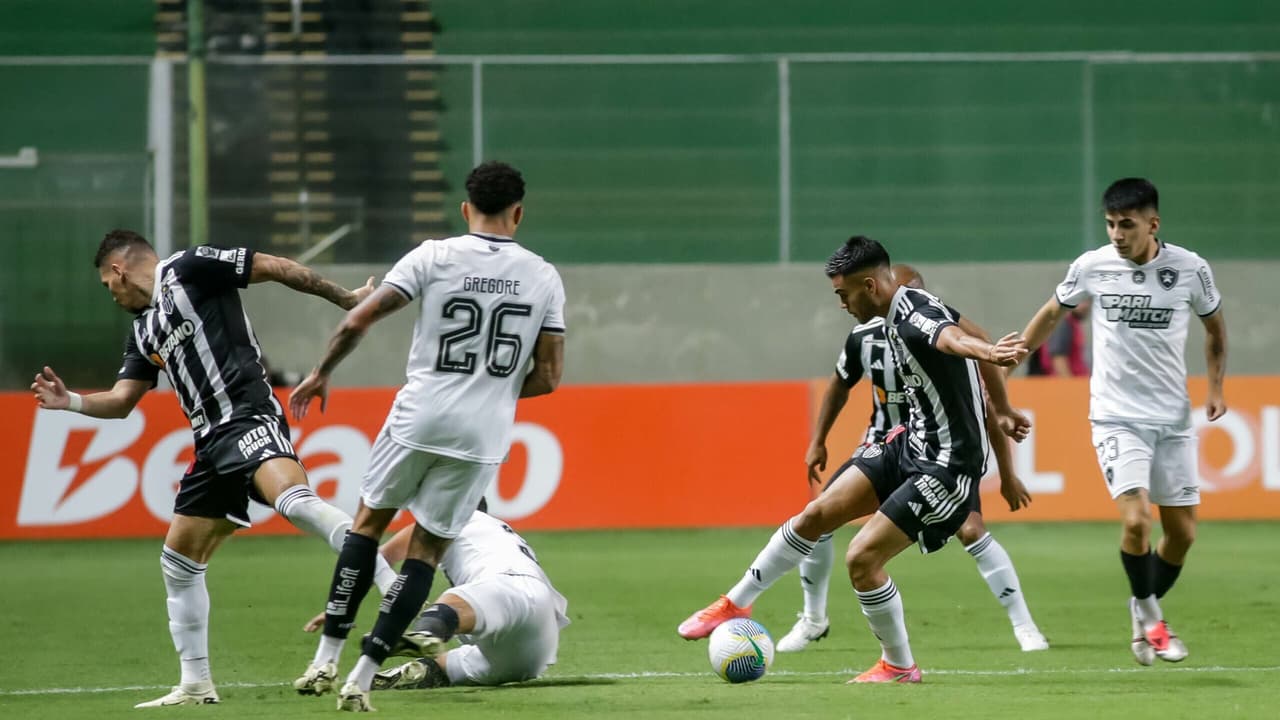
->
[290,287,408,419]
[317,287,409,376]
[249,252,375,310]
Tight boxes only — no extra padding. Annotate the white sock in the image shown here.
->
[349,655,381,692]
[799,534,834,620]
[1136,595,1164,628]
[313,634,345,667]
[160,547,212,689]
[275,485,397,594]
[965,532,1035,628]
[856,578,914,669]
[726,519,815,608]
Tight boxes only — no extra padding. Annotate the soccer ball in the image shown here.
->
[708,618,774,683]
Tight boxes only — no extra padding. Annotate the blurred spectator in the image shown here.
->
[1027,300,1090,377]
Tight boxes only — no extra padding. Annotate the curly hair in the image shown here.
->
[465,162,526,215]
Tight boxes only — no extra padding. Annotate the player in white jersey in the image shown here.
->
[288,162,566,711]
[1014,178,1228,666]
[371,509,569,690]
[298,506,569,691]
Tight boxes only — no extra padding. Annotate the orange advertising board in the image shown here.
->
[1,376,1277,539]
[0,382,811,539]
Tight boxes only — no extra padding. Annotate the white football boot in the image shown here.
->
[776,613,830,652]
[134,683,220,707]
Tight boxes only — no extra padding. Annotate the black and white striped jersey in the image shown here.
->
[883,286,989,473]
[116,245,282,443]
[834,318,908,444]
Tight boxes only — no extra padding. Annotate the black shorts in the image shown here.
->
[174,414,298,527]
[850,428,981,554]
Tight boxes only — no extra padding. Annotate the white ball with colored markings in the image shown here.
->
[708,618,774,683]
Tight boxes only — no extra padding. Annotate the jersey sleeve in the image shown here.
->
[1190,259,1222,317]
[539,266,566,334]
[173,245,254,290]
[834,332,864,387]
[1054,256,1091,307]
[116,330,159,387]
[382,242,434,300]
[895,301,957,350]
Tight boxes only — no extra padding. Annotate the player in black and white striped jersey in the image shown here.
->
[779,265,1047,654]
[678,237,1031,683]
[30,229,400,708]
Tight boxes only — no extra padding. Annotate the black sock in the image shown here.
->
[1120,549,1154,599]
[411,603,460,642]
[363,559,436,664]
[323,532,379,639]
[1151,551,1183,599]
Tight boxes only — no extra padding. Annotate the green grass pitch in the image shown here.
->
[2,522,1277,719]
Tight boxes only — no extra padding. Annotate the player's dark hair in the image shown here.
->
[94,229,154,268]
[1103,178,1159,213]
[465,161,525,215]
[824,235,890,278]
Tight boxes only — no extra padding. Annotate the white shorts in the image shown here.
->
[442,574,562,686]
[362,431,498,539]
[1090,421,1200,506]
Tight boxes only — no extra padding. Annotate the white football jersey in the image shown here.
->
[382,233,566,462]
[1055,240,1220,426]
[440,510,570,627]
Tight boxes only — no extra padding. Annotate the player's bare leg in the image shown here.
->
[845,514,919,684]
[135,515,236,708]
[678,464,880,640]
[955,512,1048,651]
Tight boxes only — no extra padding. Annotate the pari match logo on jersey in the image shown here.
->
[1098,293,1174,329]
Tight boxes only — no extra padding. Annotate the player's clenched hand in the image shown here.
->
[1000,473,1033,512]
[805,443,828,485]
[998,408,1031,442]
[303,611,325,633]
[986,333,1029,367]
[31,366,70,410]
[289,370,329,420]
[1205,392,1227,422]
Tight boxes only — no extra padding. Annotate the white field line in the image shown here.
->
[3,665,1279,697]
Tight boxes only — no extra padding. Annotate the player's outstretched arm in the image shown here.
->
[32,367,150,419]
[1201,308,1228,421]
[290,286,409,419]
[520,332,565,399]
[1010,296,1069,372]
[249,252,375,310]
[935,325,1027,367]
[806,372,851,484]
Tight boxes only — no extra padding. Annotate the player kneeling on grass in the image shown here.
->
[300,507,569,691]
